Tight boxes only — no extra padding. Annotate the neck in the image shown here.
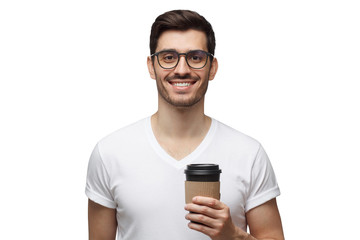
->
[151,96,211,139]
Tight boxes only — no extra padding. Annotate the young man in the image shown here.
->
[86,10,284,240]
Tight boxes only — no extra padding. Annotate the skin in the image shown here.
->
[148,30,216,109]
[88,29,284,240]
[88,199,117,240]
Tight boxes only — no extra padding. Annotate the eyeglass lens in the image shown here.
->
[157,50,208,69]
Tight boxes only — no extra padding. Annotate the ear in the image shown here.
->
[147,56,156,80]
[208,58,218,81]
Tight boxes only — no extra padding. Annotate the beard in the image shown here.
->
[155,73,209,108]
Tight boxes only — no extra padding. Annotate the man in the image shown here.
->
[86,10,284,240]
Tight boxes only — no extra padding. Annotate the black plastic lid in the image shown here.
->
[185,164,221,175]
[184,164,221,182]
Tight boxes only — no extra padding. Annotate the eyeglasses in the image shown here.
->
[151,50,214,69]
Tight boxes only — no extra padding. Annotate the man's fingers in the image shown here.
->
[187,220,222,238]
[185,212,216,228]
[185,203,218,219]
[192,196,224,210]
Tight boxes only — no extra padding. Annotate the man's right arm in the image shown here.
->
[88,199,117,240]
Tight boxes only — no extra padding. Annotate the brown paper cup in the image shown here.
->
[185,181,220,204]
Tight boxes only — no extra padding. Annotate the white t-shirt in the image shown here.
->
[86,117,280,240]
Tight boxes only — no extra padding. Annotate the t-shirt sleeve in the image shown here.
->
[245,144,280,212]
[85,143,117,209]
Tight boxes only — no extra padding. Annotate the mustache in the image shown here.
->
[165,74,200,81]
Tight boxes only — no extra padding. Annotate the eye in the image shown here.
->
[160,51,178,63]
[188,51,206,63]
[191,55,202,61]
[164,55,174,60]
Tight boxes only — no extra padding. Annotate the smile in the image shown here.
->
[168,80,197,87]
[173,82,191,87]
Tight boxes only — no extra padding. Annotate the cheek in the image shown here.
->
[154,67,171,80]
[194,71,209,81]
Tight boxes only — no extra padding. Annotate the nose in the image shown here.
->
[173,55,191,75]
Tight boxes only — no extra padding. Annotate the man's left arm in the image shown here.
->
[185,197,284,240]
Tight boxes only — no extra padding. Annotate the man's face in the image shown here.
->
[147,29,218,108]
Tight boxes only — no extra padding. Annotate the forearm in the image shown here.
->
[233,227,257,240]
[234,227,284,240]
[238,235,281,240]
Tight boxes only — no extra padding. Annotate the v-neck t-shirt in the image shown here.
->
[85,117,280,240]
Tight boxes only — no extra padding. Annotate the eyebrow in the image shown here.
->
[158,48,205,53]
[160,48,177,52]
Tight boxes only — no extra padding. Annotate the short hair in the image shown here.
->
[150,10,216,57]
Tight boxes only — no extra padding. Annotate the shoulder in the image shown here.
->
[213,119,261,150]
[96,117,148,153]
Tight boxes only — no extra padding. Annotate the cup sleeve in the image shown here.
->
[245,145,280,212]
[85,143,117,209]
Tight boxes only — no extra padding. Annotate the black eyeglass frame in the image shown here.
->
[150,50,214,69]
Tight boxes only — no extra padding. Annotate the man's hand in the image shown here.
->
[185,197,284,240]
[184,196,247,240]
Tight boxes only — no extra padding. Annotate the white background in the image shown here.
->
[1,0,359,239]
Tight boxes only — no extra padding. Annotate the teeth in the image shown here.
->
[173,82,191,87]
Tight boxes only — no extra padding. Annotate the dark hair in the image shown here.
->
[150,10,216,56]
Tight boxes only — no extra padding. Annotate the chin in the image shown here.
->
[166,96,204,108]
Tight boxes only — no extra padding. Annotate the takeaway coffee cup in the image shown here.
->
[184,164,222,204]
